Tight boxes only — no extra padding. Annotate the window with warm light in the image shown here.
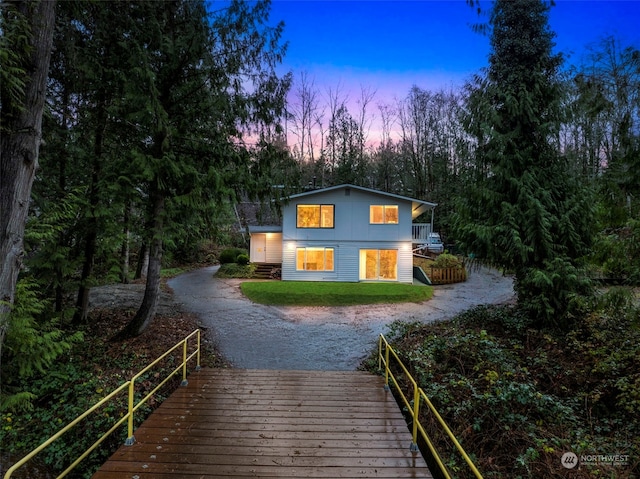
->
[297,205,334,228]
[360,249,397,280]
[370,205,398,224]
[296,248,334,271]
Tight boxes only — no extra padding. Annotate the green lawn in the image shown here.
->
[240,281,433,306]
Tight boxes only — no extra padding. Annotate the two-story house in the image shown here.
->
[248,184,437,283]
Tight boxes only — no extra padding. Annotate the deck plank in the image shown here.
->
[92,368,432,478]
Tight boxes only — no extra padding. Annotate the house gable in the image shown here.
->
[283,185,417,244]
[287,184,437,220]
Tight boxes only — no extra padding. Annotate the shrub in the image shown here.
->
[590,220,640,284]
[372,303,640,478]
[218,247,247,264]
[215,263,256,278]
[432,253,463,269]
[236,254,250,265]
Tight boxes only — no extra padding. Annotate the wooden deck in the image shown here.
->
[92,368,432,478]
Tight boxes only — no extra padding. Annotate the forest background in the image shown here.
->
[0,0,639,477]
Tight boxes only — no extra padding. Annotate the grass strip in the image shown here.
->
[240,281,433,306]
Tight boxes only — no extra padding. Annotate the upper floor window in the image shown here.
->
[297,204,334,228]
[370,205,398,224]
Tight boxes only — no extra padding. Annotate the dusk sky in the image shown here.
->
[268,0,640,103]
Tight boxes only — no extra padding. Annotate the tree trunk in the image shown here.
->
[0,0,57,365]
[73,90,106,325]
[134,241,149,280]
[115,182,165,339]
[120,199,131,284]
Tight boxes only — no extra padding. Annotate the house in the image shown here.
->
[248,184,437,283]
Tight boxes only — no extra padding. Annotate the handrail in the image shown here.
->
[378,334,483,479]
[3,329,201,479]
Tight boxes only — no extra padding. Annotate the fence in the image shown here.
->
[427,266,467,285]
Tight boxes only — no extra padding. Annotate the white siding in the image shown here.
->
[337,246,359,282]
[282,241,413,283]
[398,245,414,283]
[266,233,282,263]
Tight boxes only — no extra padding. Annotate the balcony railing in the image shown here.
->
[412,223,432,242]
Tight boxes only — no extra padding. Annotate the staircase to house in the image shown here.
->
[253,262,282,279]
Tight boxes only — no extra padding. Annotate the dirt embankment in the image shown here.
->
[88,283,177,315]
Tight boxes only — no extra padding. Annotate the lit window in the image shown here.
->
[296,248,334,271]
[360,249,397,280]
[297,205,334,228]
[370,205,398,224]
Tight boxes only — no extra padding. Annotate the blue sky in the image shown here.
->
[269,0,640,100]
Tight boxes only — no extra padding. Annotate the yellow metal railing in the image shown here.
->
[378,334,483,479]
[3,329,201,479]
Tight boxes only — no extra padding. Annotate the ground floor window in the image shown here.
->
[359,249,397,280]
[296,247,334,271]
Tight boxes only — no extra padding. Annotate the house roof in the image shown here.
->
[248,225,282,234]
[235,201,281,227]
[288,184,437,220]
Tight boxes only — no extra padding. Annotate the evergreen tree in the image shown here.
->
[115,0,290,337]
[455,0,593,328]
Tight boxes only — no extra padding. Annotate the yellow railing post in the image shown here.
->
[410,381,420,452]
[384,342,391,391]
[196,329,201,371]
[125,379,136,445]
[181,338,189,386]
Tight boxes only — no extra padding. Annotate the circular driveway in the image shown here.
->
[168,266,514,371]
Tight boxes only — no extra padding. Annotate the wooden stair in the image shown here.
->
[253,262,281,279]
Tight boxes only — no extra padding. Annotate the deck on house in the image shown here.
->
[92,368,433,479]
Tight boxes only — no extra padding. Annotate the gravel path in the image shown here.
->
[167,266,514,371]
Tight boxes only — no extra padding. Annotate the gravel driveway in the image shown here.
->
[167,266,514,371]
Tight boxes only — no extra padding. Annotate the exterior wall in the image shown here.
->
[265,233,283,263]
[281,187,416,283]
[249,233,282,263]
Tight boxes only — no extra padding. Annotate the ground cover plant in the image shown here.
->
[215,262,257,278]
[0,305,225,479]
[240,281,433,306]
[365,288,640,478]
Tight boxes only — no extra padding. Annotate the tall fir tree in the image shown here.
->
[115,0,290,337]
[455,0,594,328]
